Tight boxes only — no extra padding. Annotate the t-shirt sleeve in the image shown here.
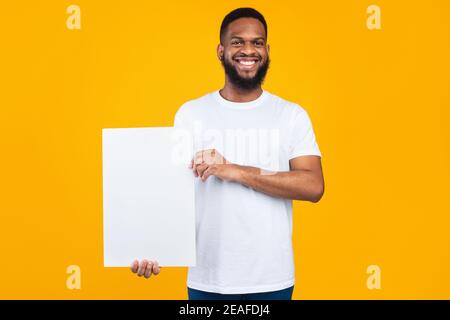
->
[174,107,186,129]
[173,103,195,161]
[173,102,193,130]
[288,107,322,159]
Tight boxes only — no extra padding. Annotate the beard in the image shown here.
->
[221,54,270,90]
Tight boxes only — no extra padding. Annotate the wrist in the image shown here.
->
[224,163,243,183]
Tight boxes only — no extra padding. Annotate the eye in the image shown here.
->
[254,40,265,47]
[231,39,243,46]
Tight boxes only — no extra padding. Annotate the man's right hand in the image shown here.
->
[130,259,161,279]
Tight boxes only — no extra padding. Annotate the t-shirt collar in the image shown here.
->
[213,89,268,110]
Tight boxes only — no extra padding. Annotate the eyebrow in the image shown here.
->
[230,36,266,41]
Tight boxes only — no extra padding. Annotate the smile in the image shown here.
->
[234,58,260,70]
[238,60,256,66]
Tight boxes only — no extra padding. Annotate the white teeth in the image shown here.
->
[239,60,256,65]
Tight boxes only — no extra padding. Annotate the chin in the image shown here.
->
[237,70,258,79]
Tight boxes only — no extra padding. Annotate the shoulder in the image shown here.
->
[175,92,214,119]
[265,91,309,119]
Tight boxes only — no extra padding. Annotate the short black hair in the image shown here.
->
[220,8,268,44]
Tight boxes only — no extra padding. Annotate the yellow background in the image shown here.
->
[1,0,449,299]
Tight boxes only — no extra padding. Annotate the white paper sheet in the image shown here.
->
[102,127,195,267]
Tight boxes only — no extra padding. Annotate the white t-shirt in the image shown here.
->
[174,89,322,294]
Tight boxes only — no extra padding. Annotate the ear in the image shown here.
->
[217,44,224,61]
[267,43,270,55]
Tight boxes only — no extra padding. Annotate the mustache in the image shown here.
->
[232,54,262,60]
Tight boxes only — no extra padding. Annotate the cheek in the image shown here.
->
[258,49,268,61]
[224,52,232,61]
[225,49,239,60]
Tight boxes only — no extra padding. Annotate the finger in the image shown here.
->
[144,261,154,279]
[192,162,199,177]
[193,151,205,176]
[202,166,214,181]
[192,164,199,176]
[194,151,204,165]
[137,260,148,276]
[190,159,198,176]
[197,163,208,175]
[196,163,209,177]
[131,260,139,273]
[152,261,161,275]
[203,149,216,164]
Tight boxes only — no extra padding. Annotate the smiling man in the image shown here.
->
[131,7,324,300]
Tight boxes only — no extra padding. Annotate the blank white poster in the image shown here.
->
[102,127,195,267]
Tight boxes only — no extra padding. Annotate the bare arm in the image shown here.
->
[235,156,324,202]
[193,149,325,202]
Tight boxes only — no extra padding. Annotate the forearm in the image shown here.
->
[234,165,324,202]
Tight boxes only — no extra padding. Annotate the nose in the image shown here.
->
[240,41,257,55]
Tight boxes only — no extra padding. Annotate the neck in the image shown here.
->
[219,78,263,102]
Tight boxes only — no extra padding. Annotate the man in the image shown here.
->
[131,7,324,300]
